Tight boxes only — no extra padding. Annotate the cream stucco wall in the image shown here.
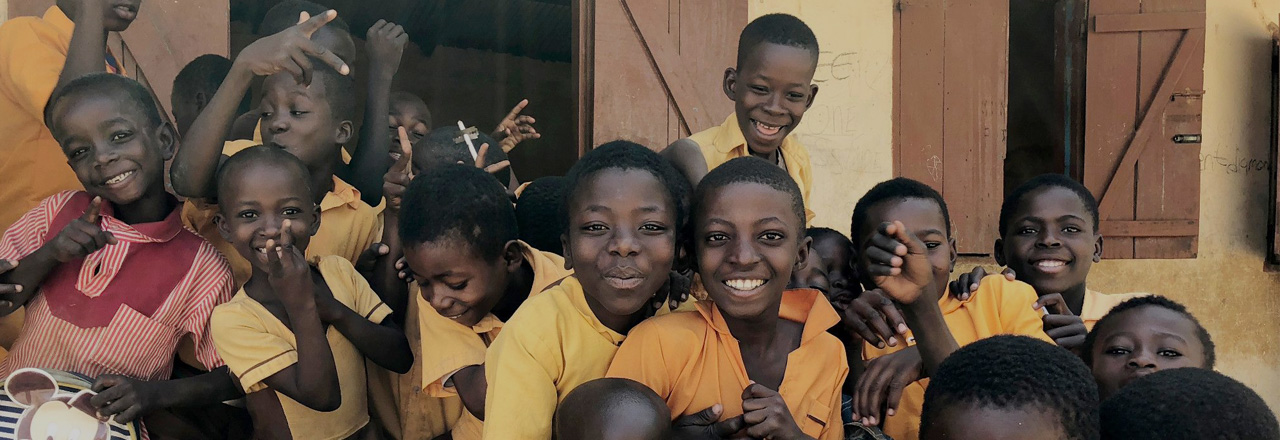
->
[750,0,1280,412]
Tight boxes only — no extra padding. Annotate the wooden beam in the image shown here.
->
[1097,28,1205,219]
[1101,220,1198,237]
[618,0,716,134]
[573,0,594,156]
[1094,12,1205,33]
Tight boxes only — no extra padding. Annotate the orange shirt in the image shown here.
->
[862,275,1052,440]
[608,289,847,440]
[0,6,126,231]
[1081,289,1147,330]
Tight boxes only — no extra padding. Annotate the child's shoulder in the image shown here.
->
[971,274,1040,305]
[630,305,709,340]
[0,15,52,38]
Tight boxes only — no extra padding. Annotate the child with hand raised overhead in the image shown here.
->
[209,147,411,439]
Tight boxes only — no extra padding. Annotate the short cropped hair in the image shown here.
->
[1000,174,1100,235]
[1100,368,1279,440]
[516,176,567,256]
[850,177,951,243]
[46,73,162,129]
[560,141,690,235]
[172,54,232,108]
[308,61,356,122]
[695,156,807,232]
[737,13,819,68]
[215,145,313,203]
[922,335,1099,440]
[259,0,350,35]
[555,378,670,440]
[807,226,850,245]
[1083,295,1216,368]
[398,163,517,262]
[419,126,510,184]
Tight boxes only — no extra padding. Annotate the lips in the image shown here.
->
[722,278,768,298]
[1031,258,1071,275]
[112,4,137,21]
[102,170,135,187]
[750,119,785,138]
[602,267,645,290]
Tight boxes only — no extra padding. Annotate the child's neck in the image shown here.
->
[113,190,177,225]
[1058,283,1089,316]
[492,260,536,322]
[722,300,783,348]
[583,293,646,335]
[310,171,336,204]
[748,147,779,164]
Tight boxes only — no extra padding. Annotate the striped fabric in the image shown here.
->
[0,191,232,382]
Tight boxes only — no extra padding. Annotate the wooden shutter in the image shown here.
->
[1081,0,1204,259]
[1270,28,1280,267]
[577,0,746,154]
[893,0,1009,255]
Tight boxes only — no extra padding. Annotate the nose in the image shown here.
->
[93,143,120,168]
[1035,229,1062,248]
[269,115,289,134]
[762,92,786,116]
[728,237,762,266]
[1127,351,1158,370]
[607,228,640,257]
[425,287,457,313]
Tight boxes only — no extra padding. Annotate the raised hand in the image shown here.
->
[840,288,908,349]
[493,99,540,152]
[852,346,922,427]
[234,10,349,85]
[863,221,934,305]
[474,143,511,175]
[366,19,407,75]
[1035,293,1087,351]
[384,127,415,213]
[740,383,808,440]
[47,197,117,263]
[259,219,314,307]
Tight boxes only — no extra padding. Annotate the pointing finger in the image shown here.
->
[297,9,337,38]
[503,99,529,122]
[82,197,103,223]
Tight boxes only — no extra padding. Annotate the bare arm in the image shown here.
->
[55,1,107,93]
[660,139,710,189]
[169,64,254,199]
[341,20,406,205]
[320,300,413,374]
[452,364,487,419]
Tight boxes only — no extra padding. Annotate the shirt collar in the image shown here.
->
[712,113,796,168]
[320,175,364,211]
[98,197,185,243]
[562,276,627,345]
[696,288,841,343]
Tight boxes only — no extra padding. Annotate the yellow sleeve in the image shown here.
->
[211,305,298,394]
[998,280,1053,343]
[418,296,488,395]
[221,139,260,157]
[0,20,64,120]
[327,256,391,324]
[482,316,561,440]
[605,319,674,400]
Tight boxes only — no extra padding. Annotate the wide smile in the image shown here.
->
[722,278,768,298]
[749,118,786,139]
[1030,258,1071,275]
[101,170,136,188]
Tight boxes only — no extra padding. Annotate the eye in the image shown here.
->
[110,130,133,142]
[640,223,667,233]
[261,111,274,118]
[290,110,308,116]
[1063,226,1083,233]
[750,85,768,94]
[759,231,784,241]
[448,281,469,290]
[705,232,729,243]
[68,146,90,159]
[1104,346,1131,356]
[924,241,942,249]
[787,92,806,100]
[581,223,607,233]
[1017,227,1037,235]
[236,210,259,219]
[1158,349,1183,358]
[282,207,302,216]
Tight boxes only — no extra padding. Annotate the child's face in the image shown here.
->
[389,99,431,145]
[1090,305,1208,400]
[856,198,955,296]
[214,163,319,267]
[997,187,1101,296]
[925,403,1065,440]
[812,234,855,300]
[259,73,351,171]
[404,237,514,328]
[562,169,677,321]
[697,182,808,320]
[50,93,172,207]
[726,43,818,157]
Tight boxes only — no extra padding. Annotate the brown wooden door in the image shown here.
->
[894,0,1009,255]
[1081,0,1204,259]
[577,0,746,154]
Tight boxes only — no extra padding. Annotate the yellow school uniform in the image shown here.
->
[182,174,383,286]
[484,275,702,439]
[862,275,1052,440]
[687,114,814,221]
[608,289,847,440]
[1081,289,1147,330]
[211,255,392,440]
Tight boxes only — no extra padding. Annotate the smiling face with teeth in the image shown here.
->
[996,186,1102,300]
[697,182,809,321]
[50,88,173,221]
[213,153,320,272]
[404,237,520,328]
[724,43,818,161]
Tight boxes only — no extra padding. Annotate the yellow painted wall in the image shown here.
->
[751,0,1280,412]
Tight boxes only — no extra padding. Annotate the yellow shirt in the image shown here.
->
[608,289,847,440]
[210,255,392,440]
[0,6,126,230]
[1082,289,1148,330]
[862,276,1052,440]
[481,276,625,440]
[687,114,814,221]
[182,174,384,286]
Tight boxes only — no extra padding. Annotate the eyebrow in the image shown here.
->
[752,73,808,89]
[1106,331,1190,344]
[97,117,132,129]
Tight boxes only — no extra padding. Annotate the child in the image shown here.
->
[919,335,1099,440]
[555,378,670,440]
[172,11,383,287]
[0,0,140,230]
[416,126,515,189]
[847,177,1052,440]
[171,54,244,138]
[516,176,568,256]
[482,140,691,439]
[1082,295,1215,400]
[662,13,818,220]
[1099,368,1279,440]
[0,73,242,436]
[807,226,856,301]
[388,91,432,145]
[387,162,572,439]
[209,146,411,439]
[608,157,848,439]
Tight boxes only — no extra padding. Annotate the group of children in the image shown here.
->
[0,1,1275,439]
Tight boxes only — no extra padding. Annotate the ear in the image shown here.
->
[794,235,813,273]
[805,84,819,109]
[1093,234,1103,263]
[502,240,525,273]
[722,67,738,101]
[334,120,354,146]
[5,368,58,407]
[156,122,178,161]
[947,237,958,272]
[213,212,233,243]
[194,91,210,111]
[308,204,322,237]
[993,238,1007,266]
[560,233,573,270]
[67,390,97,416]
